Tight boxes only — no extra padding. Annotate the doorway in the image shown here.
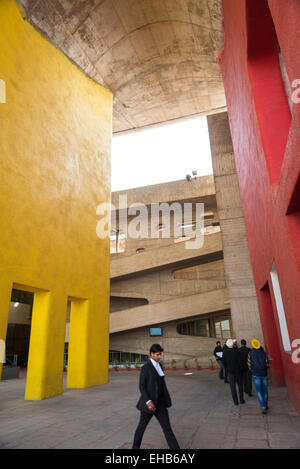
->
[260,281,285,386]
[3,289,34,380]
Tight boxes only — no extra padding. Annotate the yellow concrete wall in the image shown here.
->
[0,0,113,399]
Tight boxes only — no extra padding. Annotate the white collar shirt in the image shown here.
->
[150,358,165,377]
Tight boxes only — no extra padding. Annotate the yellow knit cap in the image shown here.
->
[251,339,261,349]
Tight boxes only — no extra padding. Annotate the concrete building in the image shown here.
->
[108,115,263,367]
[109,176,230,367]
[1,0,298,416]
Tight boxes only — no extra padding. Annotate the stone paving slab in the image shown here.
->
[0,369,300,449]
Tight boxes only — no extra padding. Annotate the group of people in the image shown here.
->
[213,338,270,414]
[131,340,270,449]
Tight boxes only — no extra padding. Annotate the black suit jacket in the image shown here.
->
[238,345,251,371]
[223,348,243,375]
[136,360,172,413]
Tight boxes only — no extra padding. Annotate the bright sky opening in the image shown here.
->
[111,116,213,192]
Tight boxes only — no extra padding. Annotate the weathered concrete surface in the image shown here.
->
[111,259,227,305]
[111,231,223,279]
[1,370,300,449]
[207,112,263,345]
[109,176,229,361]
[111,176,216,209]
[109,324,222,367]
[17,0,226,133]
[110,287,229,333]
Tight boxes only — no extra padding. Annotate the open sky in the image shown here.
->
[111,116,213,192]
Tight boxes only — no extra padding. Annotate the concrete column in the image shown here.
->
[67,295,109,389]
[0,280,13,380]
[25,288,67,400]
[207,112,263,344]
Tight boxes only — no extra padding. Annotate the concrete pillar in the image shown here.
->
[207,112,263,344]
[25,288,67,400]
[67,295,109,389]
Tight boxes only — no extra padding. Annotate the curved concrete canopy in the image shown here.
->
[18,0,225,133]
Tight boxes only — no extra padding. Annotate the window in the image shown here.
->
[174,223,220,243]
[202,224,221,236]
[177,313,232,339]
[109,350,148,365]
[213,317,232,340]
[177,319,209,337]
[110,230,126,254]
[270,262,291,352]
[177,220,196,229]
[156,223,166,232]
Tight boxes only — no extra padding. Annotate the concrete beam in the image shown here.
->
[110,231,223,279]
[111,175,216,210]
[110,287,229,333]
[110,258,227,305]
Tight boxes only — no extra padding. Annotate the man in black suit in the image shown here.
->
[238,339,253,397]
[223,339,245,406]
[132,344,180,449]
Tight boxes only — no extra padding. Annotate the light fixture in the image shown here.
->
[14,302,19,308]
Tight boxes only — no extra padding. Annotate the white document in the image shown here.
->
[216,352,223,358]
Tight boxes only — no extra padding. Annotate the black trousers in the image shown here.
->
[224,364,228,381]
[132,404,180,449]
[228,372,244,405]
[241,369,252,394]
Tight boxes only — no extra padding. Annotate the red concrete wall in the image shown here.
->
[220,0,300,413]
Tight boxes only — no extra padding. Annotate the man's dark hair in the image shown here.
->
[150,344,164,354]
[216,341,221,345]
[241,339,246,346]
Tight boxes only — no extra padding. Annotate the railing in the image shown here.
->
[62,351,218,371]
[4,354,18,367]
[109,351,148,366]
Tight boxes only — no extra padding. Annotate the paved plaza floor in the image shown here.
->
[0,368,300,449]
